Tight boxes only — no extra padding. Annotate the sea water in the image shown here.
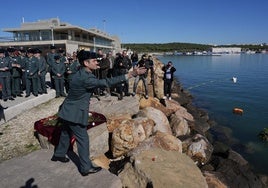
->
[158,54,268,175]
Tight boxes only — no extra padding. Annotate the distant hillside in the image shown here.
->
[122,42,267,53]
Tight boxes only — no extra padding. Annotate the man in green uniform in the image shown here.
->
[65,55,80,93]
[34,49,48,94]
[46,45,58,89]
[18,49,27,92]
[51,50,146,176]
[0,49,13,101]
[51,55,66,98]
[25,48,39,97]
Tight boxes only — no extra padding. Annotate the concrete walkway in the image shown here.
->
[0,80,122,188]
[0,149,121,188]
[0,88,56,125]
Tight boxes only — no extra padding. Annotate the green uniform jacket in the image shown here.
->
[58,68,126,126]
[38,56,48,76]
[25,56,39,78]
[51,61,65,79]
[0,57,11,77]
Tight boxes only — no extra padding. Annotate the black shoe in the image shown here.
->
[51,156,70,163]
[43,91,48,94]
[9,97,15,100]
[55,95,60,98]
[33,94,38,97]
[125,93,130,96]
[12,95,16,98]
[25,95,30,98]
[118,94,123,100]
[3,99,7,101]
[17,94,23,97]
[81,167,102,176]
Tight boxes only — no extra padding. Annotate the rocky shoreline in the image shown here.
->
[169,78,268,187]
[0,57,267,187]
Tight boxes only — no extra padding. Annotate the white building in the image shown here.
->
[211,47,241,54]
[0,18,121,54]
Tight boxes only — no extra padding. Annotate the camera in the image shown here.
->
[97,57,102,62]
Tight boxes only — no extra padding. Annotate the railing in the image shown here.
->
[0,36,113,47]
[0,36,14,42]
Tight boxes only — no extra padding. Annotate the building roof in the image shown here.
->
[3,18,113,41]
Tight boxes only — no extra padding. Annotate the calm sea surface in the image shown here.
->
[158,54,268,174]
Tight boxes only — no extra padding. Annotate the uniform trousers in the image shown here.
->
[54,120,93,173]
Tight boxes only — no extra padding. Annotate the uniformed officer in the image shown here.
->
[0,48,14,101]
[65,55,80,93]
[25,48,39,97]
[51,55,66,98]
[18,49,27,91]
[51,50,146,176]
[46,45,58,89]
[34,49,48,94]
[7,48,23,98]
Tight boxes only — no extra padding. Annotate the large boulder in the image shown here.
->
[174,104,194,122]
[111,119,147,158]
[128,131,182,157]
[119,148,208,188]
[170,114,190,137]
[106,114,132,133]
[183,134,213,165]
[152,58,165,98]
[137,107,172,134]
[212,149,265,188]
[90,96,140,118]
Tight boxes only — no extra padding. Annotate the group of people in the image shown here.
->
[0,46,80,101]
[0,45,175,102]
[93,49,154,100]
[1,45,176,177]
[0,47,48,101]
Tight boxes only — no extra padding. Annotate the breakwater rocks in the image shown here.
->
[1,57,267,187]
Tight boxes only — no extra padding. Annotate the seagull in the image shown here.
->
[232,77,237,83]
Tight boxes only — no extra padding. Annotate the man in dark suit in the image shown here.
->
[51,50,146,176]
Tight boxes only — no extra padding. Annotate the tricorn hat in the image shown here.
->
[34,48,42,54]
[54,55,61,60]
[0,49,5,53]
[27,48,34,54]
[7,47,15,53]
[77,50,97,63]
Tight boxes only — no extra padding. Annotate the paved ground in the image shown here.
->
[0,77,122,188]
[0,149,121,188]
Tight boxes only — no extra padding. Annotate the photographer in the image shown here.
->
[132,54,150,99]
[113,51,131,100]
[162,61,176,100]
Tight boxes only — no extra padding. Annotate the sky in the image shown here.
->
[0,0,267,45]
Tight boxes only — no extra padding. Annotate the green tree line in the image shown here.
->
[122,42,267,53]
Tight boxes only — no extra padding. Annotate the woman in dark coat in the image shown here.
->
[162,61,176,100]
